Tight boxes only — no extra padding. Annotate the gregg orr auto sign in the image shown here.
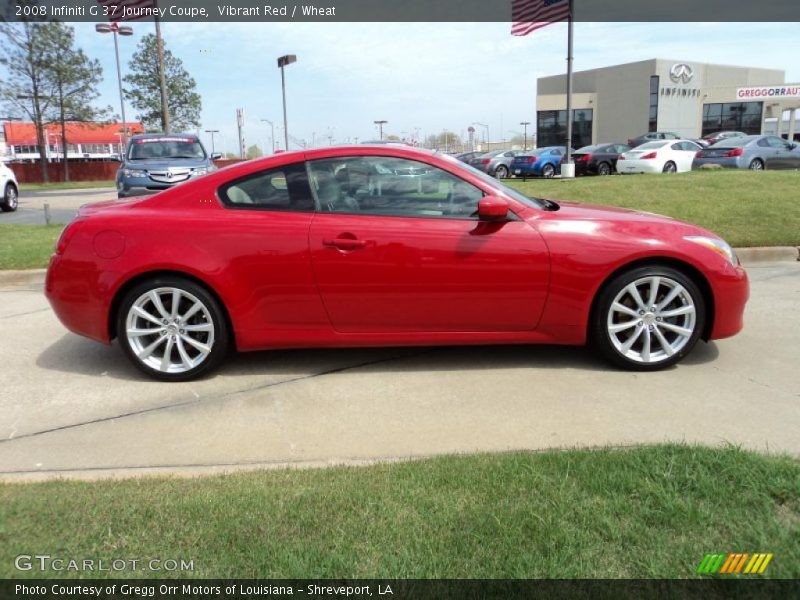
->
[737,85,800,99]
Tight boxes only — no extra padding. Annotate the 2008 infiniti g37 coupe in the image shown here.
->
[45,146,749,381]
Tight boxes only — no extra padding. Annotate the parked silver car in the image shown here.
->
[468,149,523,178]
[693,135,800,171]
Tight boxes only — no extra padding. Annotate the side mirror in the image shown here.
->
[210,152,222,160]
[477,196,510,221]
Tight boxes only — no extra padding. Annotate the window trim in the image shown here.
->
[304,155,502,222]
[217,161,315,212]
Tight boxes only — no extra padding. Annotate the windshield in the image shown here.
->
[441,153,544,209]
[128,137,206,160]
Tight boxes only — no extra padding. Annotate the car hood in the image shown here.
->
[122,158,209,170]
[532,200,718,239]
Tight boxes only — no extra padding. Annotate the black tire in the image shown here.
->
[542,164,555,178]
[597,162,612,176]
[662,161,677,174]
[749,158,764,171]
[494,165,509,179]
[591,265,706,371]
[1,183,18,212]
[116,276,230,381]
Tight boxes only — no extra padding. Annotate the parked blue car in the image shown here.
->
[511,146,571,178]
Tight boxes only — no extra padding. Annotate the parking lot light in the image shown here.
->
[277,55,297,151]
[96,23,133,146]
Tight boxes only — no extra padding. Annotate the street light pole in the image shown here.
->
[204,129,219,154]
[277,55,297,152]
[520,121,531,151]
[260,119,274,153]
[96,23,133,146]
[374,120,388,140]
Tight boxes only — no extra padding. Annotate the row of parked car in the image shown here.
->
[457,131,800,178]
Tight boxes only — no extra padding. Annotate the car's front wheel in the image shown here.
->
[1,183,18,212]
[592,266,705,370]
[117,276,230,381]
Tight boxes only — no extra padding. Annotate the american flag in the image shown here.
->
[511,0,571,36]
[95,0,156,22]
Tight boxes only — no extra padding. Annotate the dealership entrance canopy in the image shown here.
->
[536,59,799,147]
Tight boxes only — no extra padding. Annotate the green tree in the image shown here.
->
[0,22,59,182]
[245,144,262,159]
[43,24,109,181]
[123,34,201,132]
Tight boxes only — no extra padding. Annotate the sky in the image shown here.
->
[63,21,800,155]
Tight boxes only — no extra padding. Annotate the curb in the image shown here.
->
[0,248,796,288]
[0,269,47,287]
[735,246,799,265]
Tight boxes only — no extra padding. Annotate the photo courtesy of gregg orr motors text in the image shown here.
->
[14,555,194,573]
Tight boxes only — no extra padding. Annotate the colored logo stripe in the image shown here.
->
[697,553,773,574]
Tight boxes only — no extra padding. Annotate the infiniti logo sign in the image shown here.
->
[669,63,694,84]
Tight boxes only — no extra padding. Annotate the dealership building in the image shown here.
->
[536,58,800,147]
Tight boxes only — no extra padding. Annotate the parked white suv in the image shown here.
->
[0,161,19,212]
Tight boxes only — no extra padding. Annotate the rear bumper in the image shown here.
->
[616,160,662,174]
[45,254,113,344]
[692,157,742,169]
[708,264,749,340]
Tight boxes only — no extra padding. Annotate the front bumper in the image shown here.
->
[708,263,750,341]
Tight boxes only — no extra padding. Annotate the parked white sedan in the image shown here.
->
[616,140,702,174]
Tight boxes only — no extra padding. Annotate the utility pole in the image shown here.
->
[277,54,297,152]
[236,108,245,159]
[153,1,170,132]
[260,119,275,153]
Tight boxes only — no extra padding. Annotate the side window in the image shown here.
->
[766,137,788,149]
[757,137,771,148]
[219,162,313,211]
[307,156,484,219]
[551,149,562,156]
[670,142,682,151]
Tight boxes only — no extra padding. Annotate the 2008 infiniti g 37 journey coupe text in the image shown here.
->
[45,146,749,381]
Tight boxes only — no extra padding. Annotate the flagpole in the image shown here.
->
[563,0,574,177]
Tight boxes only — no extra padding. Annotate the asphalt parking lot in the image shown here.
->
[0,261,798,481]
[1,187,117,225]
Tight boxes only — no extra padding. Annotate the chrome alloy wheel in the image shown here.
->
[125,287,215,374]
[606,276,697,364]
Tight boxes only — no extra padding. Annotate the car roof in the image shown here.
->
[129,133,200,140]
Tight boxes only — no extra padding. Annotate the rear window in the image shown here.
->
[636,141,669,150]
[709,137,752,148]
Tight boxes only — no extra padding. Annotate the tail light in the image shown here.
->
[627,139,635,146]
[641,152,657,160]
[56,219,84,255]
[618,155,626,161]
[695,151,703,158]
[724,148,744,157]
[480,159,491,165]
[527,156,538,164]
[576,154,591,162]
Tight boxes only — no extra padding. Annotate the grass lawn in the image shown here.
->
[1,445,798,579]
[19,180,114,191]
[506,170,800,247]
[0,224,60,270]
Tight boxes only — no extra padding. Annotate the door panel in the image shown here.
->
[309,213,550,333]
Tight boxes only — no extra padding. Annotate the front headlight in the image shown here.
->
[684,235,738,266]
[123,168,147,178]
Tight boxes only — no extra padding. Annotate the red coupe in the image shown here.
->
[45,146,749,381]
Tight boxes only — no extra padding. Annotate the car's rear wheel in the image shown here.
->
[495,165,508,179]
[662,161,677,174]
[592,266,705,370]
[542,164,555,178]
[749,158,764,171]
[117,276,230,381]
[597,162,611,176]
[1,183,18,212]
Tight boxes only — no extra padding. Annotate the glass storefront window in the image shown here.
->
[702,102,763,136]
[536,109,593,148]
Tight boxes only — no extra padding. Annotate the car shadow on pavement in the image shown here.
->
[36,332,721,382]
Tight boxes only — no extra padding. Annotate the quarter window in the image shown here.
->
[307,156,484,219]
[218,162,314,211]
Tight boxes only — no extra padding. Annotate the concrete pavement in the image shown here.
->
[0,262,798,480]
[0,187,116,225]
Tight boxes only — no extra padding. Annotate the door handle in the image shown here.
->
[322,238,368,250]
